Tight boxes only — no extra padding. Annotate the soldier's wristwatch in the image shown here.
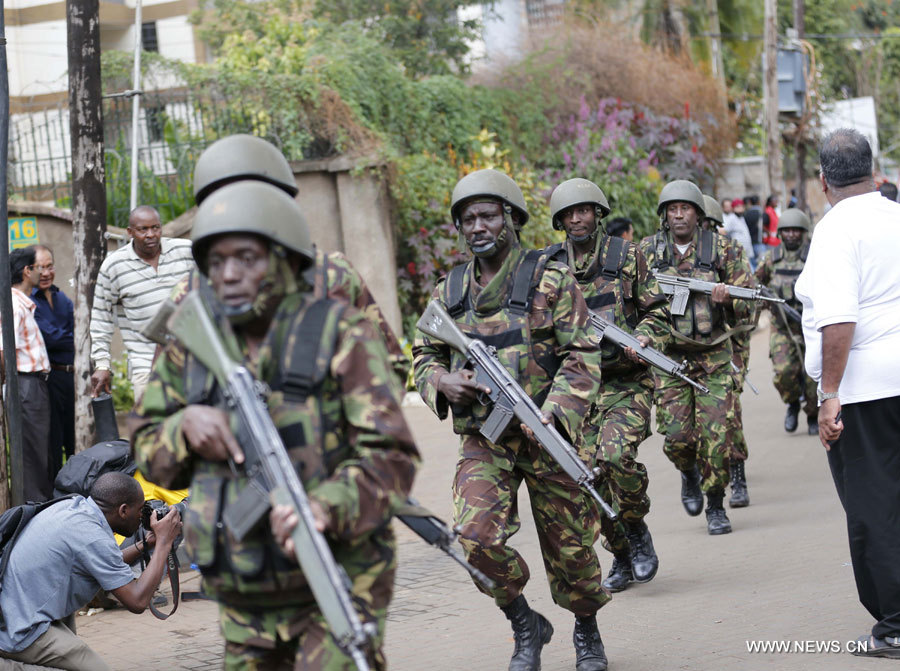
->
[817,389,840,403]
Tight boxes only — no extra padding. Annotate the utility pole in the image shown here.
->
[67,0,108,452]
[706,0,726,93]
[794,0,808,213]
[763,0,782,201]
[0,0,25,508]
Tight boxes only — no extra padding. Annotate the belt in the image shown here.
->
[51,364,75,373]
[19,371,49,381]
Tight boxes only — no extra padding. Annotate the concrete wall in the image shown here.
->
[292,157,401,337]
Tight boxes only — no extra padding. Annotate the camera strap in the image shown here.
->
[137,527,181,620]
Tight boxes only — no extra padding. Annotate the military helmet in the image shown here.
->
[450,169,529,228]
[657,179,706,218]
[702,195,724,224]
[777,208,811,232]
[193,134,298,205]
[549,178,611,231]
[192,181,313,269]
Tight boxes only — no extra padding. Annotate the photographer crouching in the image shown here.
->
[0,472,181,670]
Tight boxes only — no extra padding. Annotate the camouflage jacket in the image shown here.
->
[165,247,409,387]
[548,234,671,375]
[130,289,418,606]
[755,242,809,336]
[412,244,602,443]
[640,228,754,371]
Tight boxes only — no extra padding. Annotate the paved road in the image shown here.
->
[78,322,884,670]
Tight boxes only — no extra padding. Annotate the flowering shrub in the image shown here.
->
[540,97,712,239]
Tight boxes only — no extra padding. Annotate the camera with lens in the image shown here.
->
[141,498,188,532]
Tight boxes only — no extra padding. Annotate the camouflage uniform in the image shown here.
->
[548,235,670,556]
[131,290,418,670]
[640,229,754,493]
[724,243,756,464]
[412,244,609,616]
[755,244,817,419]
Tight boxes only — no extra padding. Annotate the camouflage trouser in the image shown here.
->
[654,360,732,492]
[769,328,818,418]
[727,347,750,462]
[219,601,387,671]
[453,433,610,617]
[214,537,395,671]
[583,371,653,555]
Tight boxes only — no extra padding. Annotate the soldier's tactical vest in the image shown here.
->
[769,242,809,309]
[442,250,560,436]
[648,229,722,342]
[547,235,636,367]
[181,289,350,603]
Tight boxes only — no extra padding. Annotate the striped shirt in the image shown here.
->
[0,288,51,373]
[90,237,195,377]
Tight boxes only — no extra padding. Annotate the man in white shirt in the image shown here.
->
[795,128,900,660]
[89,206,195,403]
[720,198,755,268]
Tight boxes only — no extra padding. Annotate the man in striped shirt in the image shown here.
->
[90,206,195,403]
[3,247,53,501]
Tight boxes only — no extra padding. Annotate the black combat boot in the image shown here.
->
[705,489,732,535]
[784,401,800,432]
[680,466,703,516]
[729,460,749,508]
[601,553,633,593]
[501,594,553,671]
[573,615,608,671]
[807,413,819,436]
[625,521,659,583]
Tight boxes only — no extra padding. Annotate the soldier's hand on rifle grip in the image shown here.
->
[624,335,651,364]
[521,411,553,443]
[437,370,491,405]
[710,283,731,305]
[182,405,245,464]
[270,501,330,558]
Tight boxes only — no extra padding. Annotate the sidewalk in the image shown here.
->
[79,325,884,670]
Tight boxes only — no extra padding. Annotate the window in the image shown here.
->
[141,22,159,52]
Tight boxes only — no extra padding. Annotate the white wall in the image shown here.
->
[6,21,69,96]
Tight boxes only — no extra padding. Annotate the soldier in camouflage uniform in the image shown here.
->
[131,181,418,670]
[639,180,755,536]
[754,208,818,435]
[703,195,755,508]
[179,134,410,388]
[413,169,609,671]
[545,178,671,593]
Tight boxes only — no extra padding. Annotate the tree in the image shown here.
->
[191,0,486,78]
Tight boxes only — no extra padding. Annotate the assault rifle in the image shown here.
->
[396,499,495,589]
[758,286,802,324]
[653,273,785,316]
[417,301,616,521]
[167,292,375,671]
[589,313,709,394]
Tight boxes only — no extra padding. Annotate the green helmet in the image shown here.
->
[450,169,529,229]
[777,208,810,232]
[549,178,611,231]
[702,195,724,224]
[193,134,298,205]
[192,181,313,269]
[657,180,706,218]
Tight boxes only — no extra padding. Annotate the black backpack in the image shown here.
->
[53,440,136,498]
[0,495,77,626]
